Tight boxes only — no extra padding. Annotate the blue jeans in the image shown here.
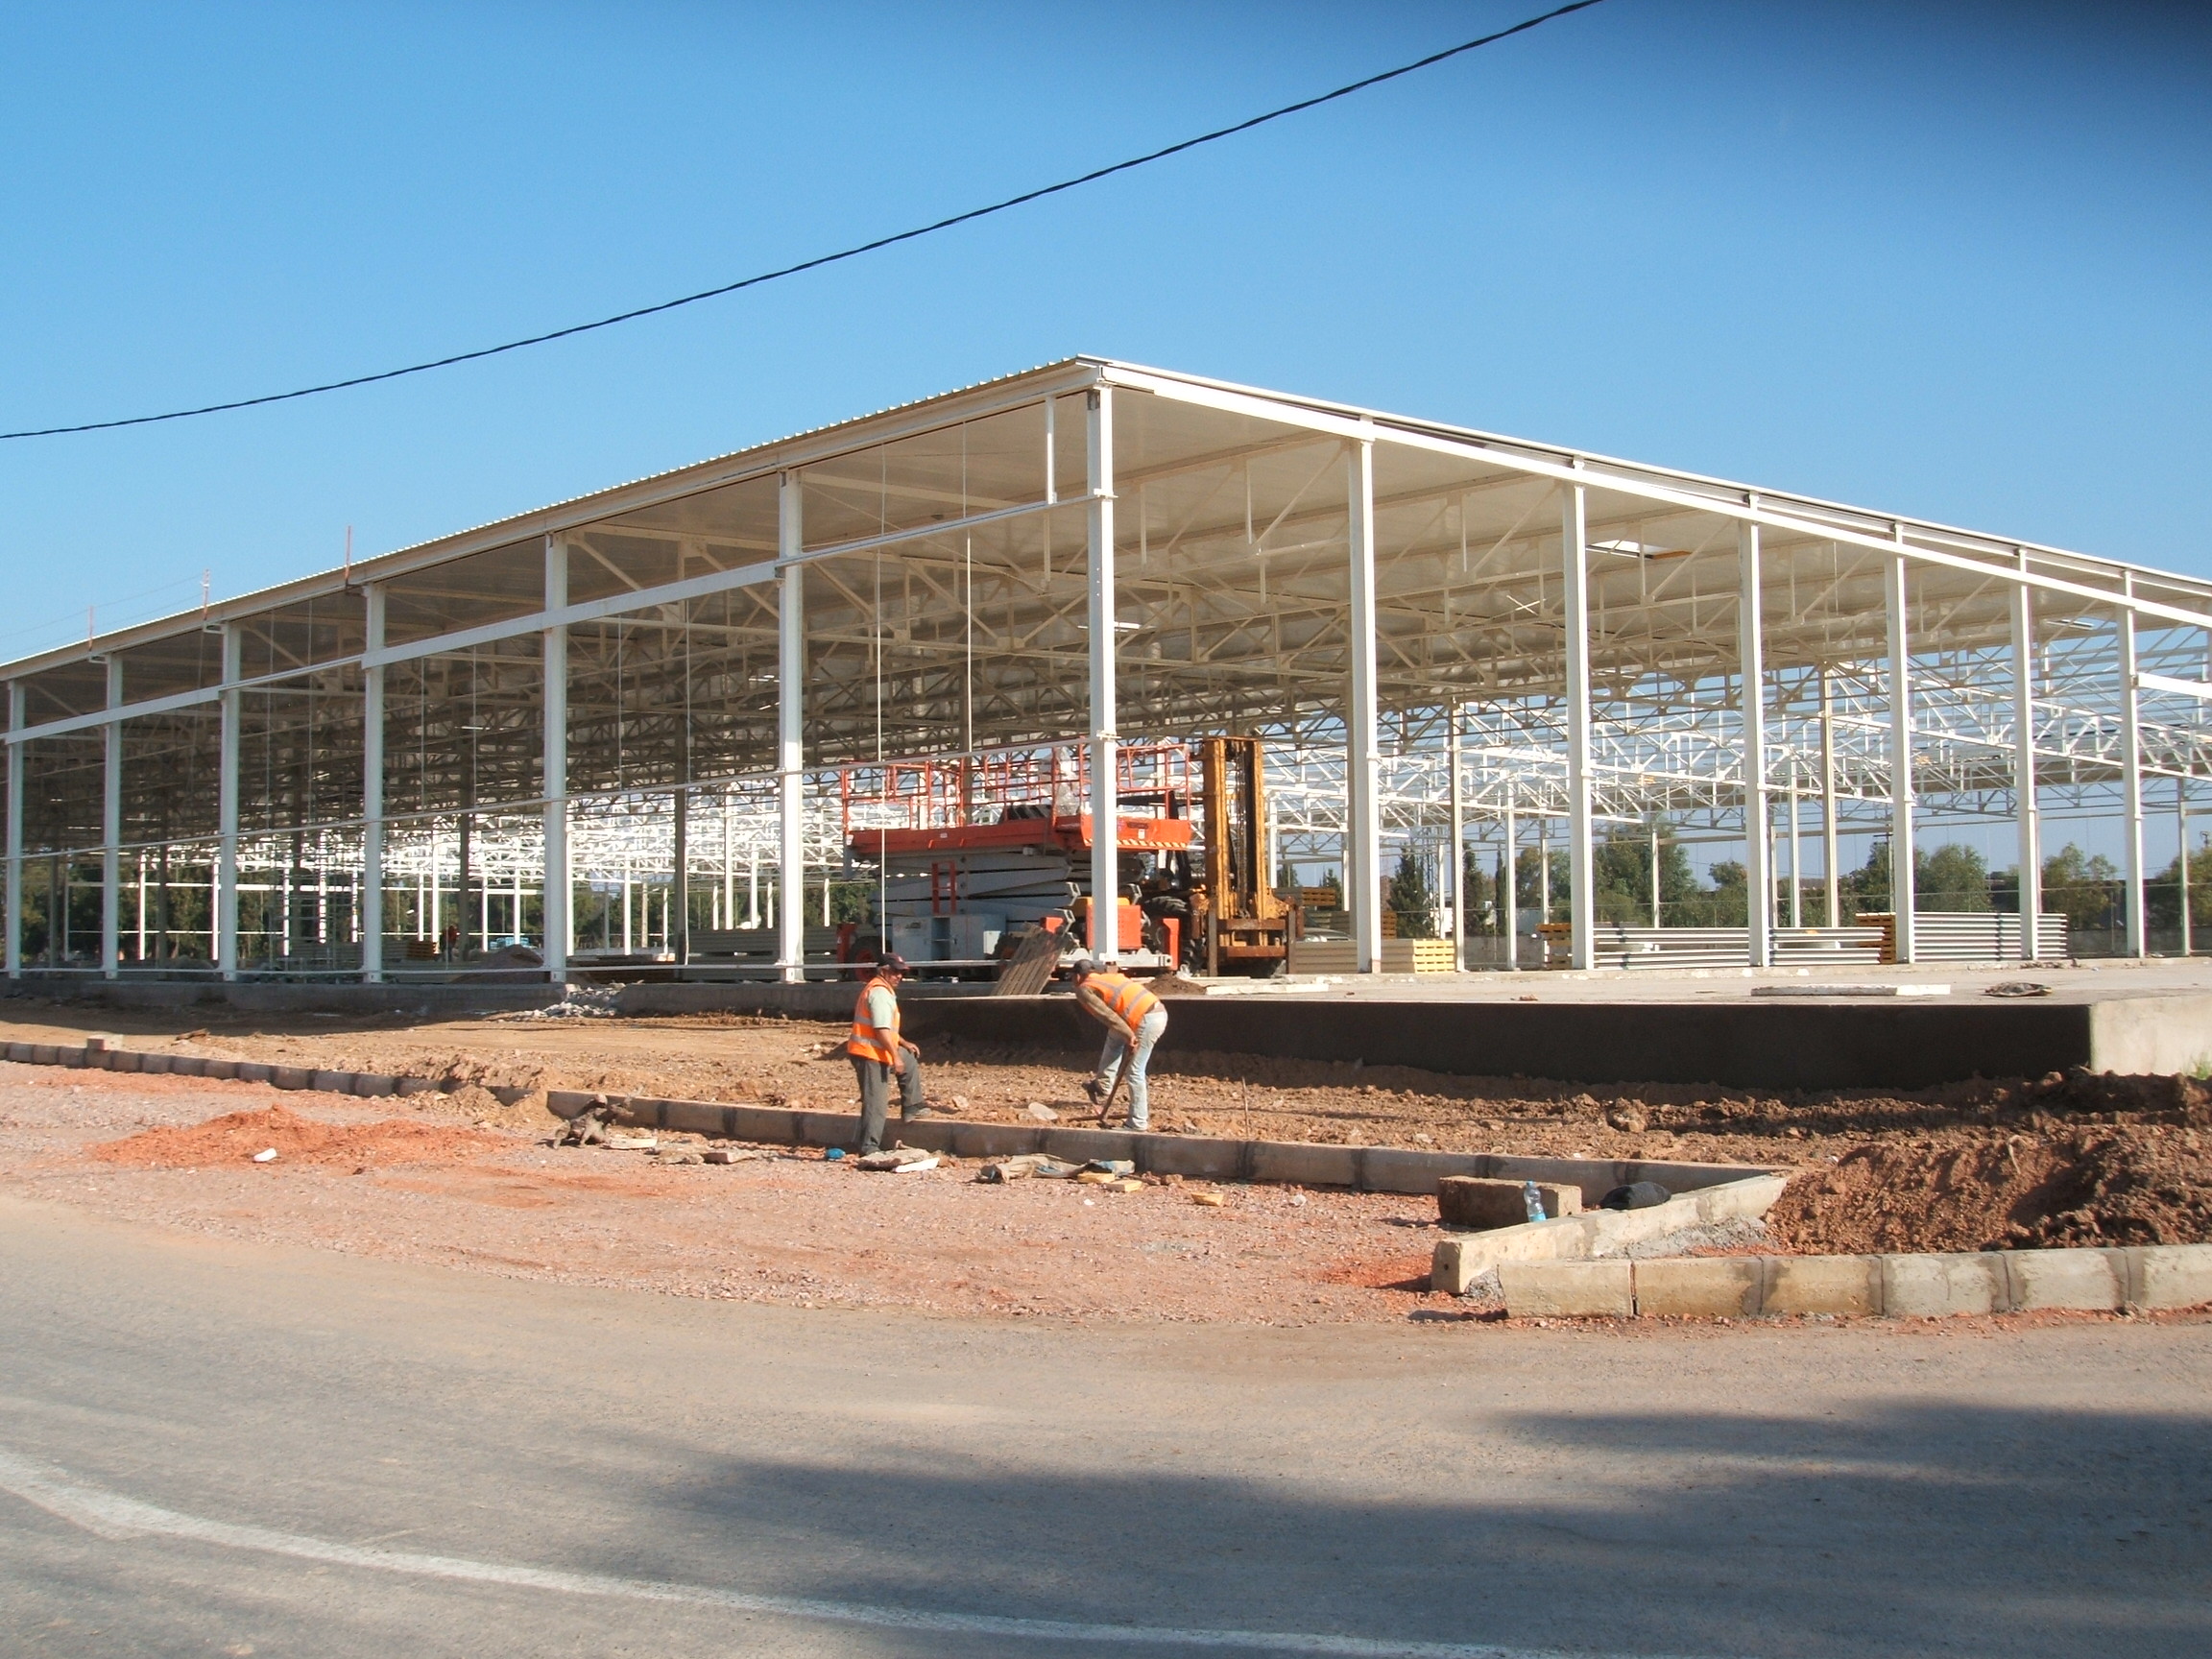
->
[1094,1007,1168,1129]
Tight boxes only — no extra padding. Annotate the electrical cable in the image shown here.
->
[0,1,1607,442]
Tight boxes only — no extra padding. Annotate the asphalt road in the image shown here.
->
[2,1193,2206,1659]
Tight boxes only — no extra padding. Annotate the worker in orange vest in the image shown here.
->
[1070,957,1168,1130]
[844,951,933,1155]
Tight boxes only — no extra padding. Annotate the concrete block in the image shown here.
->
[1041,1127,1142,1166]
[350,1072,396,1097]
[56,1046,86,1068]
[139,1053,174,1075]
[2130,1244,2212,1310]
[1437,1177,1581,1230]
[886,1118,956,1153]
[1359,1148,1483,1195]
[1762,1254,1881,1316]
[798,1110,861,1147]
[1249,1141,1359,1188]
[1500,1260,1634,1318]
[105,1048,139,1071]
[947,1121,1042,1159]
[309,1070,354,1094]
[167,1056,206,1077]
[1692,1174,1791,1223]
[396,1075,442,1097]
[271,1066,313,1091]
[234,1061,274,1083]
[1129,1133,1241,1179]
[1635,1257,1763,1317]
[1882,1252,2006,1318]
[28,1045,58,1065]
[724,1105,803,1144]
[201,1059,239,1081]
[1431,1237,1482,1296]
[2005,1248,2124,1311]
[661,1100,727,1138]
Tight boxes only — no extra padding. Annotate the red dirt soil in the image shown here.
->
[89,1103,501,1170]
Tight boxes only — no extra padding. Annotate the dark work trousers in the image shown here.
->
[851,1053,926,1154]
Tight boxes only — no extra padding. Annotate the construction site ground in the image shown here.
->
[5,994,2209,1328]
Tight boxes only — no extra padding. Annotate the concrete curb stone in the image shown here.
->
[1492,1244,2212,1320]
[1499,1260,1633,1317]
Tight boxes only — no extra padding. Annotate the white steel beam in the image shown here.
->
[1886,551,1916,964]
[1739,518,1770,968]
[1820,666,1840,926]
[2119,593,2146,957]
[1502,783,1520,971]
[2010,563,2040,959]
[1562,478,1596,972]
[101,656,121,978]
[1086,386,1119,962]
[1346,437,1382,974]
[5,683,21,979]
[216,624,242,980]
[542,539,570,982]
[361,585,386,982]
[1448,706,1465,969]
[778,472,806,982]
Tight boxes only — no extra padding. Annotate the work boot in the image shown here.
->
[1082,1078,1106,1108]
[902,1105,940,1122]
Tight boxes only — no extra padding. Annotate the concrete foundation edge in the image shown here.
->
[1496,1246,2212,1318]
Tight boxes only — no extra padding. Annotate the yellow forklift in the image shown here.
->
[1186,736,1298,976]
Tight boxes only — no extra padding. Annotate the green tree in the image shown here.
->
[2148,835,2212,933]
[2041,843,2120,933]
[1918,844,1993,912]
[1840,839,1992,917]
[1387,849,1436,938]
[1459,846,1496,932]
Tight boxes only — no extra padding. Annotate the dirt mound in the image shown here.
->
[1766,1124,2212,1254]
[90,1104,502,1170]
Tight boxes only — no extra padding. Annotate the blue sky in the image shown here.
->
[2,0,2207,664]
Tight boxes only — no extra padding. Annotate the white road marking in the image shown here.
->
[0,1446,1719,1658]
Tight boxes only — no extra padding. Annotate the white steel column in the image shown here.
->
[2009,565,2041,959]
[2119,593,2146,958]
[1085,385,1120,962]
[1448,708,1466,969]
[1739,519,1769,968]
[777,471,806,982]
[5,684,23,980]
[361,585,386,982]
[1819,667,1840,926]
[541,537,570,982]
[1502,786,1519,972]
[1561,478,1596,972]
[101,657,122,978]
[2180,781,2194,959]
[1346,437,1382,974]
[217,624,242,979]
[1885,550,1916,964]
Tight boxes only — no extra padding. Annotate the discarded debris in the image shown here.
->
[552,1097,618,1147]
[1023,1102,1059,1122]
[1083,1159,1136,1176]
[603,1134,659,1152]
[1190,1190,1227,1208]
[490,986,623,1022]
[1984,981,2054,998]
[893,1156,940,1174]
[251,1147,278,1163]
[1599,1181,1671,1211]
[977,1153,1081,1182]
[854,1147,938,1171]
[702,1147,768,1166]
[656,1146,705,1166]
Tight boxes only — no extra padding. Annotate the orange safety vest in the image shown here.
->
[1088,971,1162,1031]
[847,974,902,1065]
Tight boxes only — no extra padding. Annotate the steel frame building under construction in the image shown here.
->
[6,358,2209,983]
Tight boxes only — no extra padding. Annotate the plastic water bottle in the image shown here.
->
[1522,1181,1546,1223]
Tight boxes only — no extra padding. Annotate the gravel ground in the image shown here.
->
[0,1063,1455,1326]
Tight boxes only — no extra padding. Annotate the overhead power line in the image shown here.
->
[0,1,1609,443]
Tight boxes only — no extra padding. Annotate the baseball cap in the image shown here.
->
[876,951,910,974]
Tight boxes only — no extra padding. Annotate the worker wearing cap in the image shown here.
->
[1070,958,1168,1131]
[845,952,932,1155]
